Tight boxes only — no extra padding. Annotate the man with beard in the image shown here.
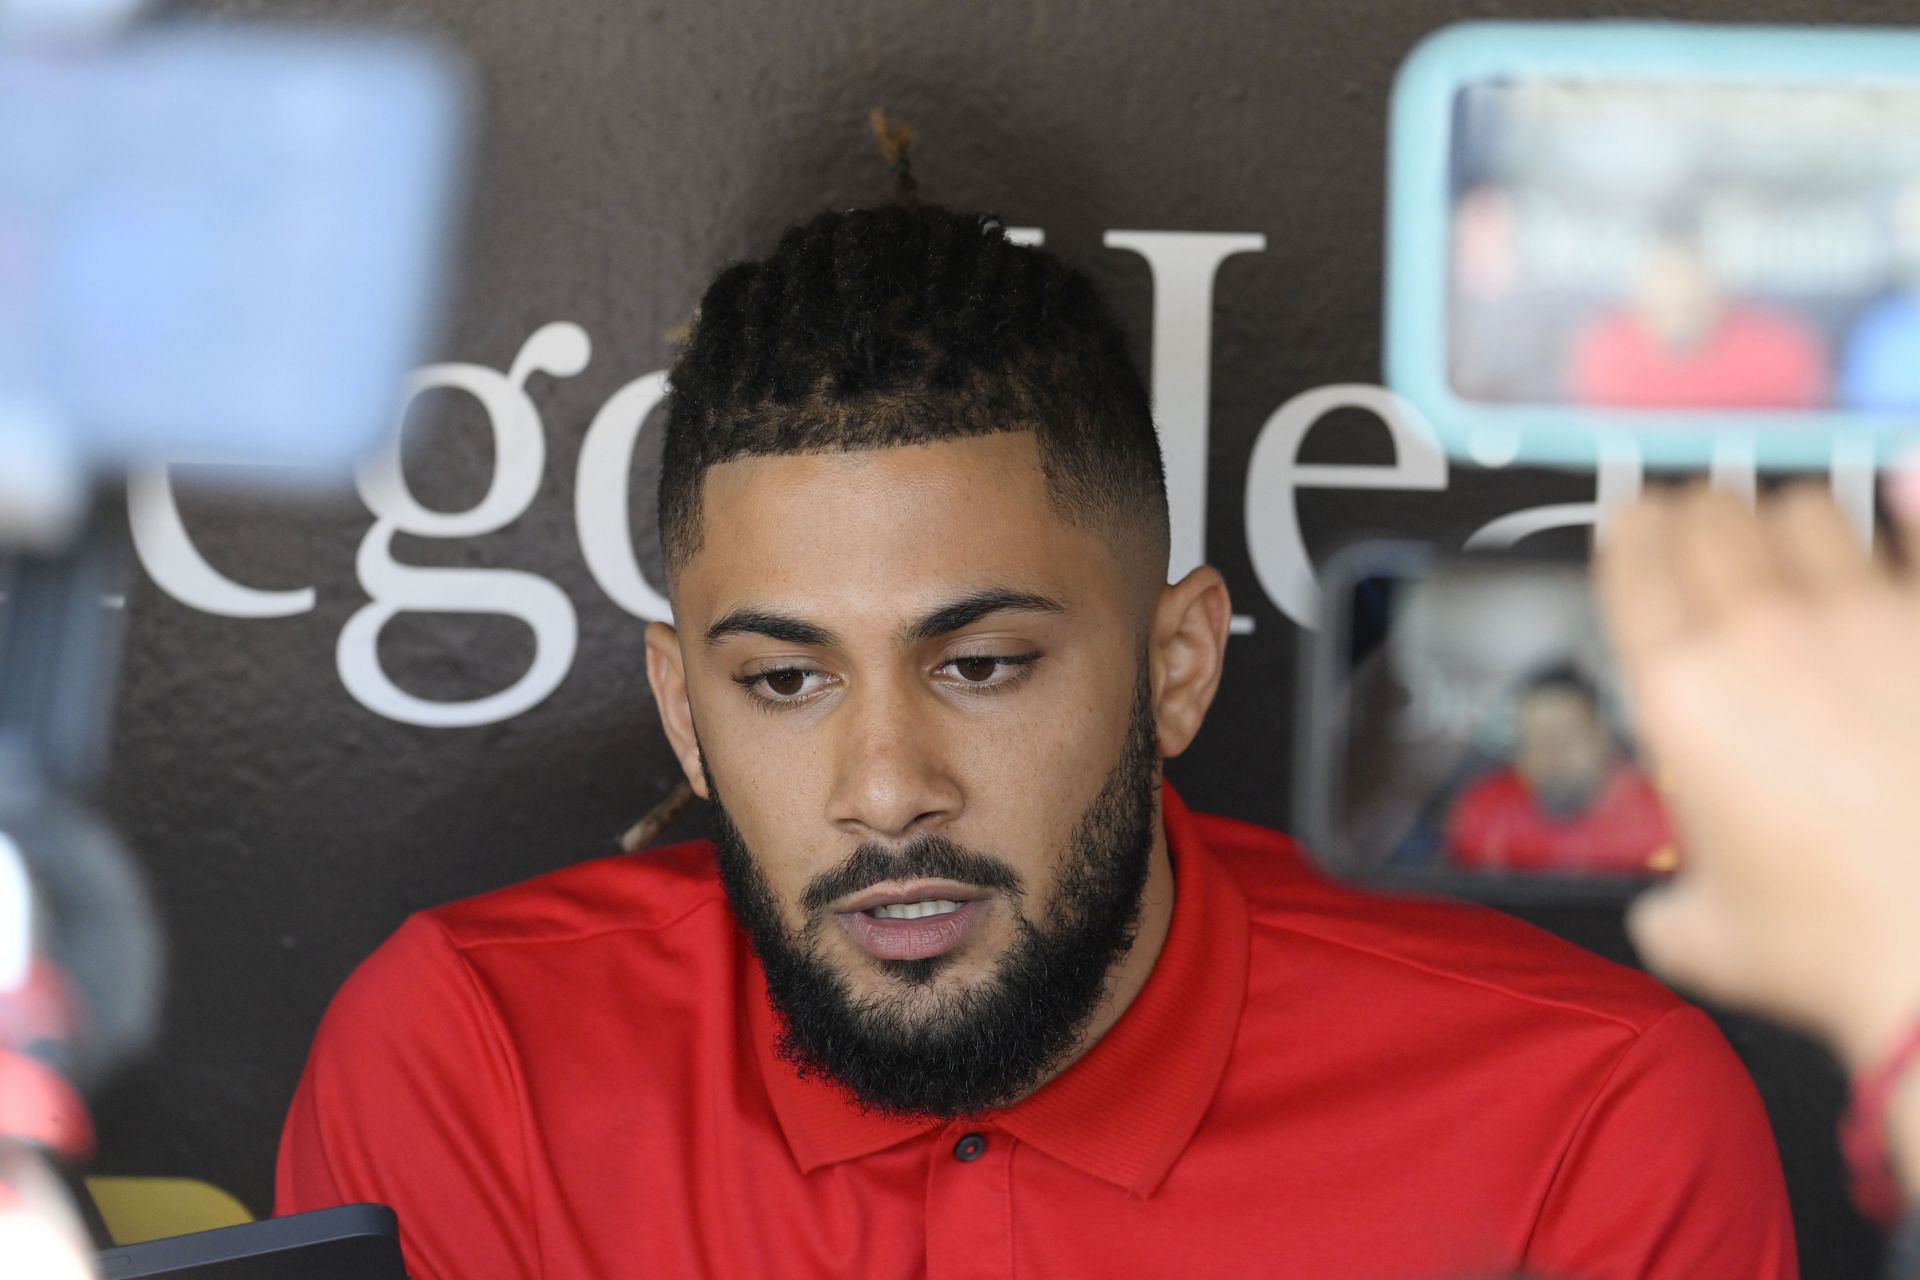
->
[276,202,1795,1278]
[1447,664,1674,875]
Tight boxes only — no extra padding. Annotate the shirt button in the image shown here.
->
[952,1132,988,1162]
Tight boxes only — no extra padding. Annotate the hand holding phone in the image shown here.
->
[1597,483,1920,1071]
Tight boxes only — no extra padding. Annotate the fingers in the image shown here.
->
[1606,482,1883,654]
[1597,493,1692,673]
[1675,486,1783,623]
[1766,482,1879,596]
[1886,452,1920,526]
[1599,483,1780,666]
[1883,456,1920,583]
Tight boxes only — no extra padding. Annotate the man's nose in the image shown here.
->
[825,678,963,842]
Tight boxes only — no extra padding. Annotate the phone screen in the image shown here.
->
[1304,549,1675,897]
[1449,79,1920,413]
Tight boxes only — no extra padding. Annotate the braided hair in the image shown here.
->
[657,202,1168,581]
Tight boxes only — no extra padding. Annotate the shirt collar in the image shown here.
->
[745,784,1252,1198]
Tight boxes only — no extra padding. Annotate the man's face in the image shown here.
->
[1632,241,1722,351]
[1513,689,1614,818]
[655,432,1166,1115]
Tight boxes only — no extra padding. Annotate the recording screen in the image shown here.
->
[1332,558,1675,886]
[1448,80,1920,412]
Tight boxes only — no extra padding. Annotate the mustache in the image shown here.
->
[801,836,1024,913]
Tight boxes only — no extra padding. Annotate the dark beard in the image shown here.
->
[707,666,1159,1121]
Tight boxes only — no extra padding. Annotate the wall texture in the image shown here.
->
[89,1,1910,1274]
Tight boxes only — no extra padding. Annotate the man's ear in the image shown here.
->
[645,621,710,799]
[1148,566,1232,759]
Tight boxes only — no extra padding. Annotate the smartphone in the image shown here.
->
[1296,541,1672,903]
[1386,21,1920,471]
[96,1203,406,1280]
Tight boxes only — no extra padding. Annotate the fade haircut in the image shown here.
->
[657,203,1169,581]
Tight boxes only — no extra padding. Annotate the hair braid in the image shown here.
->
[869,108,918,208]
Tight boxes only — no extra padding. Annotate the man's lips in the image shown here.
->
[832,879,986,916]
[832,880,994,963]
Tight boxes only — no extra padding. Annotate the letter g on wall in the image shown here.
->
[336,323,587,728]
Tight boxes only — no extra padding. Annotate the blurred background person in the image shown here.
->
[1446,662,1673,873]
[1569,225,1829,408]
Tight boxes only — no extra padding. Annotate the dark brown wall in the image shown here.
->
[94,2,1907,1274]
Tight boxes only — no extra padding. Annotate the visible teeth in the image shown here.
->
[867,899,962,921]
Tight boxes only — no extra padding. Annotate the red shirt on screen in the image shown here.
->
[1569,306,1827,408]
[1447,763,1675,874]
[276,788,1793,1279]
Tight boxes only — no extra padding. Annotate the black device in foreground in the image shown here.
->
[96,1204,406,1280]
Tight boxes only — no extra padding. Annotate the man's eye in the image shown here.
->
[938,653,1039,688]
[737,668,832,703]
[764,670,807,696]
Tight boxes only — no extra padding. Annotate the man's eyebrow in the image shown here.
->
[704,608,839,648]
[904,589,1067,642]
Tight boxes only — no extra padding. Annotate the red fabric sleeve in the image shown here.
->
[1524,1005,1799,1278]
[274,915,540,1280]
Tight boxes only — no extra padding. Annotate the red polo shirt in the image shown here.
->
[1568,306,1827,409]
[1448,764,1675,874]
[277,789,1796,1278]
